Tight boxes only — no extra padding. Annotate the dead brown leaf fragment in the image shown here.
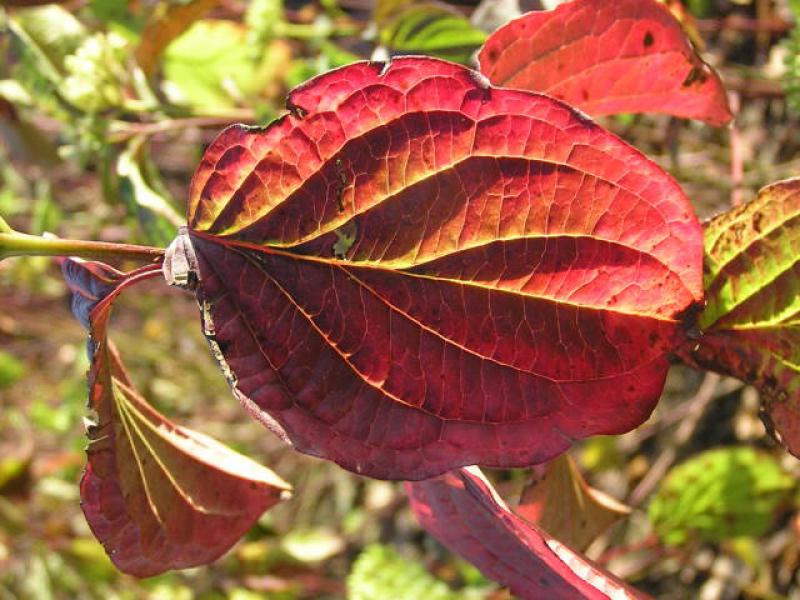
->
[516,453,630,552]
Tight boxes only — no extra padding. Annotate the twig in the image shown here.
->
[696,15,793,34]
[720,71,784,99]
[627,372,721,507]
[617,377,743,452]
[0,232,164,263]
[728,91,743,207]
[107,114,257,143]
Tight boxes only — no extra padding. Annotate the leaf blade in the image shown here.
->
[682,178,800,456]
[406,467,649,599]
[61,258,290,577]
[648,447,794,545]
[187,56,704,480]
[477,0,731,125]
[516,453,630,551]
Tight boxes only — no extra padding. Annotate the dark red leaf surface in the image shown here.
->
[478,0,732,125]
[62,258,291,577]
[186,56,704,480]
[406,467,650,599]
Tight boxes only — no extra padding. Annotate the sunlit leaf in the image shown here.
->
[9,7,128,113]
[281,527,345,563]
[347,543,469,600]
[8,5,87,82]
[182,56,703,480]
[134,0,220,76]
[376,2,487,64]
[117,137,183,246]
[244,0,284,50]
[406,467,649,599]
[478,0,731,125]
[162,19,290,111]
[516,453,630,551]
[682,179,800,456]
[648,447,795,545]
[60,31,129,112]
[61,258,291,577]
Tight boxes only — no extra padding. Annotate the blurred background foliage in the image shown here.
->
[2,0,800,599]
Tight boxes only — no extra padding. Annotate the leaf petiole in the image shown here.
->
[0,230,164,263]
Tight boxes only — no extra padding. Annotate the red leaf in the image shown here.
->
[185,56,703,480]
[478,0,732,126]
[63,258,291,577]
[60,258,124,329]
[406,467,650,599]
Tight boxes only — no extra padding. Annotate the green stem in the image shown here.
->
[274,20,360,40]
[0,216,12,234]
[0,231,164,263]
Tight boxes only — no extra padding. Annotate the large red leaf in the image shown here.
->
[62,258,291,577]
[406,467,650,599]
[184,56,703,480]
[477,0,732,125]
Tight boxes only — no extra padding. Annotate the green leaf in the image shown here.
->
[60,32,129,112]
[0,350,24,389]
[162,20,250,109]
[134,0,220,76]
[347,544,460,600]
[783,22,800,114]
[648,447,795,546]
[88,0,144,36]
[9,6,128,114]
[116,138,183,246]
[244,0,284,51]
[285,41,360,89]
[281,528,345,563]
[162,19,290,111]
[378,3,486,64]
[682,179,800,457]
[8,5,87,82]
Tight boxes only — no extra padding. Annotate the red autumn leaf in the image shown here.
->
[60,257,125,329]
[406,467,650,599]
[477,0,732,126]
[184,56,703,480]
[62,258,291,577]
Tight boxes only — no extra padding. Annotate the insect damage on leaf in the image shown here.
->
[183,56,703,481]
[333,221,358,258]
